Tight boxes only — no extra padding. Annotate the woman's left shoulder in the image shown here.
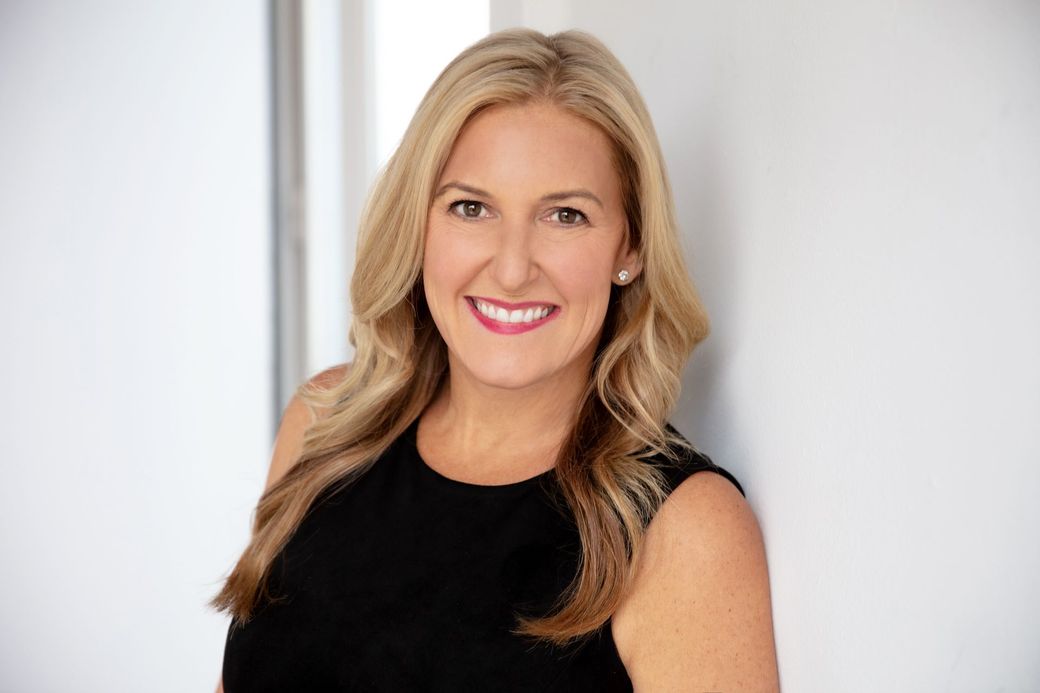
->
[612,426,779,690]
[650,425,763,608]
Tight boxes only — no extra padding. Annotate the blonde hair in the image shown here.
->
[212,27,710,647]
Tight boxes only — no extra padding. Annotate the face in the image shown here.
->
[423,101,641,392]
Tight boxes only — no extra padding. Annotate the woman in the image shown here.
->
[214,28,779,691]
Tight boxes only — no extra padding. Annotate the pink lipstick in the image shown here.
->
[465,296,560,335]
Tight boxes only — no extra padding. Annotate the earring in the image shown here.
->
[617,269,630,283]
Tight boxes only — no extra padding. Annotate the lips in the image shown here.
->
[465,296,560,334]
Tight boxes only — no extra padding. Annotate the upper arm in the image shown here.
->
[613,471,780,692]
[263,363,351,492]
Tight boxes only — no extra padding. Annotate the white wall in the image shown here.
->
[495,1,1040,691]
[0,3,270,692]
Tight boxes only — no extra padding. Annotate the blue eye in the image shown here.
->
[448,200,487,219]
[550,207,588,225]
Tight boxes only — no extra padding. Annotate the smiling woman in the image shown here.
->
[213,27,779,692]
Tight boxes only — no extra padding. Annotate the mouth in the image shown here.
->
[465,296,560,333]
[466,296,559,324]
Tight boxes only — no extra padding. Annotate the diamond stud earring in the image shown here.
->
[617,269,630,283]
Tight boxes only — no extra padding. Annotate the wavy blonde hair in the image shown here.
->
[212,27,710,647]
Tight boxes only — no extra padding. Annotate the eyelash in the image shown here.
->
[446,199,589,226]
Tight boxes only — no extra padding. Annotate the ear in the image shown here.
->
[613,226,643,285]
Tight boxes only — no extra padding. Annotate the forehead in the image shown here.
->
[438,102,620,200]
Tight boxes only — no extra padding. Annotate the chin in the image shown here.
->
[457,356,554,391]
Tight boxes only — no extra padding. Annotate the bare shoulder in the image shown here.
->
[612,471,780,691]
[263,363,352,492]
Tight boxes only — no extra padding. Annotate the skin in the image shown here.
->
[217,102,780,691]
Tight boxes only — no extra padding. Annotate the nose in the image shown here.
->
[488,223,539,295]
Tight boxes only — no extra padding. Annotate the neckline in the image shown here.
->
[403,416,557,493]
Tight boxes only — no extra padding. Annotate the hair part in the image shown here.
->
[212,27,710,648]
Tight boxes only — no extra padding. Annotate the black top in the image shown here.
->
[222,418,744,692]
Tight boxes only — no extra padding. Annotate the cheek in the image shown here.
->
[422,223,487,316]
[423,223,468,289]
[543,247,614,332]
[422,229,451,291]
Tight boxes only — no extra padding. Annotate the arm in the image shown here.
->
[613,472,780,691]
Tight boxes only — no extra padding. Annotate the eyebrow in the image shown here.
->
[433,180,604,210]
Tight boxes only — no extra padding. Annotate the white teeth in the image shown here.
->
[472,299,554,324]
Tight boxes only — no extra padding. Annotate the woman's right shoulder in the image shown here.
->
[308,362,352,391]
[263,362,352,491]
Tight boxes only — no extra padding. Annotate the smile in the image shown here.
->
[465,296,560,334]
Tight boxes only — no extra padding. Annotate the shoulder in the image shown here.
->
[309,362,351,390]
[263,363,352,491]
[613,434,780,690]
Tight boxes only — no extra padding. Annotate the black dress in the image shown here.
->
[221,418,744,692]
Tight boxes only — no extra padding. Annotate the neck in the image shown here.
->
[423,356,593,460]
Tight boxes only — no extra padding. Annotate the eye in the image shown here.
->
[548,207,588,226]
[447,199,489,219]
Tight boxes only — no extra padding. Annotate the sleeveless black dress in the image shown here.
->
[222,418,744,692]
